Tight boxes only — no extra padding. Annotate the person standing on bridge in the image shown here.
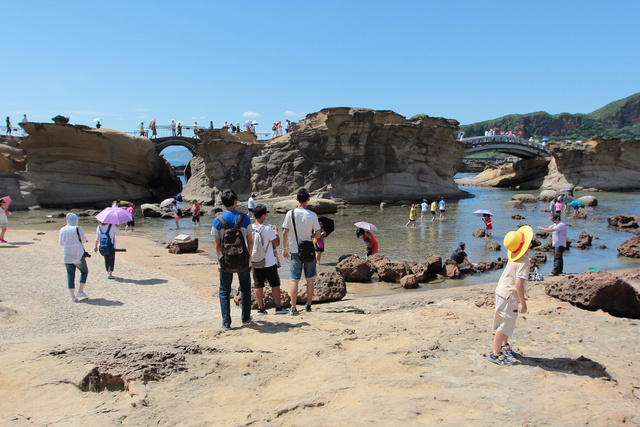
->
[139,122,145,137]
[177,121,182,136]
[171,120,176,136]
[209,121,214,130]
[150,119,157,138]
[194,122,198,138]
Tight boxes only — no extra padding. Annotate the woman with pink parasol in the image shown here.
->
[0,196,11,243]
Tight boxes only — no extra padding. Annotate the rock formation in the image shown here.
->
[11,123,181,208]
[182,108,465,204]
[545,270,640,319]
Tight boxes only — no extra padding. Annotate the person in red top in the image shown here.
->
[191,202,201,225]
[357,228,378,257]
[482,214,493,237]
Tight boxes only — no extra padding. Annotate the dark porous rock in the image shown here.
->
[298,272,346,303]
[335,255,376,282]
[573,209,589,219]
[617,236,640,258]
[512,194,537,203]
[512,214,525,220]
[573,231,593,250]
[597,244,607,249]
[485,241,501,251]
[51,115,70,124]
[545,270,640,319]
[504,200,525,209]
[578,196,597,206]
[530,251,547,265]
[475,257,508,272]
[530,238,542,249]
[235,285,292,309]
[377,261,408,283]
[607,214,640,229]
[166,237,198,254]
[472,228,486,238]
[366,253,390,271]
[536,231,549,239]
[141,203,164,217]
[400,274,419,289]
[411,254,442,282]
[441,259,461,278]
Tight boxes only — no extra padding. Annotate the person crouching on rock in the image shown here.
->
[489,225,533,366]
[450,242,474,270]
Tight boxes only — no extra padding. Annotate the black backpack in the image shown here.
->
[217,213,250,273]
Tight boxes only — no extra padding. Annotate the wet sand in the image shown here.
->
[1,229,639,425]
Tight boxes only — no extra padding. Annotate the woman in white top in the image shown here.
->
[59,213,89,302]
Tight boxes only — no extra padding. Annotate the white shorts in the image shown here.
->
[0,218,6,227]
[493,294,519,337]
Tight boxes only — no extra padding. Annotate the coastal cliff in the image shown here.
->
[182,107,465,204]
[9,123,181,208]
[456,136,640,191]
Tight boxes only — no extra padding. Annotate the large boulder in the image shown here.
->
[366,253,390,271]
[297,272,346,303]
[186,107,466,204]
[234,285,292,309]
[141,203,164,217]
[573,231,593,250]
[578,195,597,206]
[504,200,525,209]
[335,255,376,282]
[608,214,640,229]
[400,274,419,289]
[410,254,442,282]
[512,194,537,203]
[166,236,199,254]
[617,236,640,258]
[273,198,339,214]
[485,241,501,251]
[377,261,408,283]
[537,190,558,202]
[18,123,181,208]
[441,259,461,278]
[545,270,640,319]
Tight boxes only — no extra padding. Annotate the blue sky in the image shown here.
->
[3,0,639,134]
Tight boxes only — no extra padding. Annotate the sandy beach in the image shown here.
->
[1,228,639,426]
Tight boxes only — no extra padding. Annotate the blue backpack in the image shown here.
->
[99,224,115,255]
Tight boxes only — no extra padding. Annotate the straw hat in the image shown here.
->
[503,225,533,261]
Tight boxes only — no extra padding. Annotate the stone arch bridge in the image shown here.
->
[460,135,549,159]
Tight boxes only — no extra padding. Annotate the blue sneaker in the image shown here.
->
[489,353,516,366]
[501,343,518,358]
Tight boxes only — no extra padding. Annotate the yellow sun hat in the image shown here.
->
[503,225,534,261]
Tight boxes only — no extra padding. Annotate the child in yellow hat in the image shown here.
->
[489,225,533,366]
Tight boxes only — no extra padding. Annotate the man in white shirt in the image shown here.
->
[282,188,321,316]
[538,214,567,276]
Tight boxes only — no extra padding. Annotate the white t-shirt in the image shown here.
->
[282,207,320,254]
[495,255,530,301]
[248,197,255,210]
[421,202,428,213]
[251,223,278,268]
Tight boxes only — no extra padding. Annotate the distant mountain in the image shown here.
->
[459,92,640,141]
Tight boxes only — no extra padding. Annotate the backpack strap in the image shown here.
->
[256,224,269,252]
[233,213,244,229]
[290,209,301,247]
[217,214,229,229]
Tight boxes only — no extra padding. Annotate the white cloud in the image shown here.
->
[243,111,261,118]
[284,110,305,117]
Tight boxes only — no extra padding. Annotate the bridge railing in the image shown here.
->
[123,125,272,141]
[460,135,547,151]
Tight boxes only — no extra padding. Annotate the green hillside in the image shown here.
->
[457,92,640,141]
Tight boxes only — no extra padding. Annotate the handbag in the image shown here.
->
[291,209,316,263]
[76,227,91,258]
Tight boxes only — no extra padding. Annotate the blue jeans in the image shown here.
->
[65,258,88,289]
[219,268,252,327]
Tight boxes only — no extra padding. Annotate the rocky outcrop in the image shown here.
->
[617,236,640,258]
[182,108,465,204]
[166,236,199,254]
[12,123,181,208]
[545,270,640,319]
[335,255,376,282]
[608,214,640,230]
[455,157,550,188]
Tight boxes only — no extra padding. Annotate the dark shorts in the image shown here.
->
[253,264,281,289]
[192,214,200,222]
[431,211,436,216]
[127,220,134,227]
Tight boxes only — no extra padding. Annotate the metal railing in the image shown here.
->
[123,124,272,141]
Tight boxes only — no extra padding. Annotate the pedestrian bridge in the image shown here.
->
[460,135,549,159]
[153,136,199,152]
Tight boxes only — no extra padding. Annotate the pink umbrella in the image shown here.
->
[1,195,11,208]
[95,207,133,225]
